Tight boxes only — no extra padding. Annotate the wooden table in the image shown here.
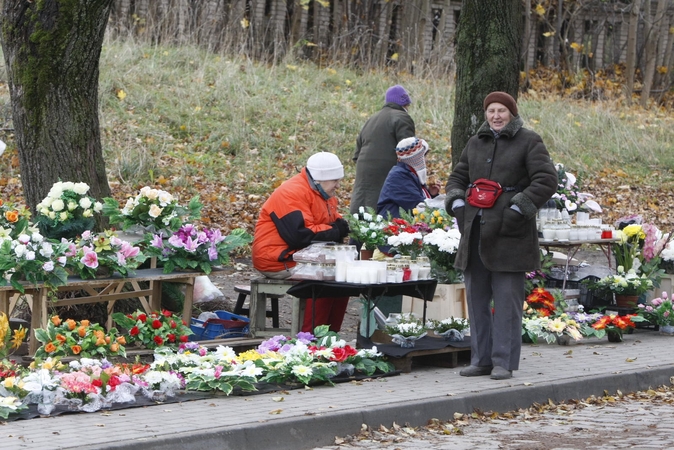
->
[0,269,203,355]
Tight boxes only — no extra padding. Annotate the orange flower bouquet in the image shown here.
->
[581,313,638,341]
[34,315,126,359]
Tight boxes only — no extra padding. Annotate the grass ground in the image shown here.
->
[0,40,673,233]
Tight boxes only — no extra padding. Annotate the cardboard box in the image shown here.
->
[402,283,468,321]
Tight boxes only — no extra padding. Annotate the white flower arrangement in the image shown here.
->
[34,181,103,240]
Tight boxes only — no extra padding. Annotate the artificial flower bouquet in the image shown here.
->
[0,232,70,294]
[102,186,203,234]
[146,225,252,274]
[427,316,469,341]
[522,312,583,344]
[0,312,27,359]
[551,163,601,214]
[34,181,103,240]
[586,267,654,297]
[383,218,425,258]
[34,315,127,359]
[422,227,462,283]
[152,343,258,395]
[112,309,193,349]
[345,206,388,251]
[0,199,31,239]
[64,229,146,279]
[385,313,427,347]
[636,291,674,328]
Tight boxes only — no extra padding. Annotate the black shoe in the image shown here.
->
[459,365,493,377]
[490,366,512,380]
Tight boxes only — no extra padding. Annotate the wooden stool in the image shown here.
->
[233,285,280,329]
[249,278,303,338]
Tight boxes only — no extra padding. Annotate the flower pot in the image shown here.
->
[615,294,638,308]
[607,330,623,342]
[660,325,674,336]
[360,249,374,261]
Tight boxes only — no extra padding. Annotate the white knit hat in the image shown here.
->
[306,152,344,181]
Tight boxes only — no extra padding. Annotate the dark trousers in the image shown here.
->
[464,220,524,371]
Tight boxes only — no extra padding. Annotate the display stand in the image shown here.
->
[0,269,202,355]
[539,238,619,293]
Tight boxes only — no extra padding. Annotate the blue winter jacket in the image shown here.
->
[376,162,425,219]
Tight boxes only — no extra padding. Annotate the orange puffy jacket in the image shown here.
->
[252,168,342,273]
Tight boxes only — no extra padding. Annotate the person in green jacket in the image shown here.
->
[350,85,416,215]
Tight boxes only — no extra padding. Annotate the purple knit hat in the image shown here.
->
[385,85,411,106]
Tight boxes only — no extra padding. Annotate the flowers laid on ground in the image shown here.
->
[34,316,126,359]
[0,231,70,293]
[112,309,193,349]
[345,206,388,251]
[34,181,103,240]
[522,288,583,344]
[146,225,252,274]
[579,312,638,340]
[0,199,31,239]
[0,327,394,419]
[551,163,601,213]
[0,312,27,359]
[636,291,674,328]
[586,267,654,297]
[103,186,202,234]
[64,230,146,279]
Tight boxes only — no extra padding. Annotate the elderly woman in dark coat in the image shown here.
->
[350,85,416,215]
[445,91,557,380]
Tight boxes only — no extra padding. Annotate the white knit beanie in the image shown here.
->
[306,152,344,181]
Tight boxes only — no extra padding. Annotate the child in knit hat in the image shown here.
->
[376,137,441,219]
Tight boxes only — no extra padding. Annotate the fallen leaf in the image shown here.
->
[269,409,283,415]
[272,396,284,402]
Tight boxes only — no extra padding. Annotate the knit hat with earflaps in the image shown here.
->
[306,152,344,181]
[396,137,429,184]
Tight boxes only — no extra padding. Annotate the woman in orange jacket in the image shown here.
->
[252,152,350,332]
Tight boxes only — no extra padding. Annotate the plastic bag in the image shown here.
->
[193,276,224,303]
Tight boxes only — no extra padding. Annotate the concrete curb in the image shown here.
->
[95,363,674,450]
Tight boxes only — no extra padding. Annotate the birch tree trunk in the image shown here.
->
[0,0,113,214]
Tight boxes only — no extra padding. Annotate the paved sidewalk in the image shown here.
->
[3,329,674,450]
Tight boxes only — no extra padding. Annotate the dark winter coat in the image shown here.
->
[377,162,425,219]
[350,103,415,214]
[444,116,557,272]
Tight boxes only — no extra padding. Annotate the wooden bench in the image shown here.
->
[232,285,280,329]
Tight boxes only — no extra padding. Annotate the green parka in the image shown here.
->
[445,116,557,272]
[350,103,415,214]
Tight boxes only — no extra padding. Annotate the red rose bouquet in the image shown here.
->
[112,309,193,349]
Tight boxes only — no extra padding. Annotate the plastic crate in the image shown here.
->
[190,310,250,340]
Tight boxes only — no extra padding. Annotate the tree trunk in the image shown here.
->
[450,0,522,166]
[625,0,643,105]
[0,0,113,215]
[640,0,668,108]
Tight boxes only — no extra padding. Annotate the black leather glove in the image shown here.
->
[314,224,341,242]
[334,218,350,240]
